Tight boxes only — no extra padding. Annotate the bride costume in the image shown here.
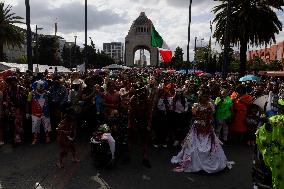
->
[171,102,233,173]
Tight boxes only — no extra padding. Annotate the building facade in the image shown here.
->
[103,42,124,63]
[247,40,284,63]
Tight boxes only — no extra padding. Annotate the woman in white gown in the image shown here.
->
[171,92,232,173]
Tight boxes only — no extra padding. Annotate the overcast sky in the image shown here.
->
[9,0,284,60]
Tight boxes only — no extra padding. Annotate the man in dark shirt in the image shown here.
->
[49,75,68,132]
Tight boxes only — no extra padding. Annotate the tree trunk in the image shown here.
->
[0,41,4,61]
[239,39,247,76]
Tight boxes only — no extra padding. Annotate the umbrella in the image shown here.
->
[253,95,268,111]
[197,72,212,77]
[239,75,260,82]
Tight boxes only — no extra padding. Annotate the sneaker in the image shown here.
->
[162,144,168,148]
[142,158,151,168]
[173,140,179,147]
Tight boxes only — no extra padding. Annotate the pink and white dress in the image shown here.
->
[171,102,233,173]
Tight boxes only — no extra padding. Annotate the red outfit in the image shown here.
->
[230,93,253,133]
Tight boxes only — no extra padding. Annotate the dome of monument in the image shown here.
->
[133,12,152,26]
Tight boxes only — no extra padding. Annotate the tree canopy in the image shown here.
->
[0,3,25,61]
[213,0,283,75]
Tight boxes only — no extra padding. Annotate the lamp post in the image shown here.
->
[25,0,33,72]
[187,0,193,64]
[74,36,77,46]
[35,25,43,68]
[193,36,197,73]
[200,38,204,49]
[73,36,77,70]
[68,43,72,70]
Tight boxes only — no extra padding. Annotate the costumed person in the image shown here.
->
[128,84,153,168]
[172,88,189,147]
[2,76,27,145]
[56,108,80,168]
[81,77,97,130]
[171,91,233,173]
[246,104,260,146]
[214,89,233,143]
[230,85,253,143]
[256,94,284,189]
[153,89,169,148]
[103,81,120,121]
[266,83,279,117]
[0,79,5,146]
[68,79,83,119]
[147,76,159,112]
[91,124,116,163]
[27,80,51,145]
[94,84,103,125]
[49,75,68,132]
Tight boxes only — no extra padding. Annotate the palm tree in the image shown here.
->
[0,3,25,61]
[213,0,283,75]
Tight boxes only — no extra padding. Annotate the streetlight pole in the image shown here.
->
[74,36,77,46]
[69,43,72,70]
[84,0,88,71]
[187,0,193,64]
[25,0,33,72]
[201,38,204,49]
[194,36,197,73]
[194,37,197,59]
[35,25,43,68]
[73,35,77,70]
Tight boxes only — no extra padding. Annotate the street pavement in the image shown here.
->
[0,141,252,189]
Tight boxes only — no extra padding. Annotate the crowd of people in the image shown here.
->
[0,68,283,175]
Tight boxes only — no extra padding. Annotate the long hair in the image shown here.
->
[173,92,186,110]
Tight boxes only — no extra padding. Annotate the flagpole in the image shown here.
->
[187,0,192,64]
[25,0,33,72]
[84,0,88,72]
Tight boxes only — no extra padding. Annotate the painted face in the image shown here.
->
[37,85,45,93]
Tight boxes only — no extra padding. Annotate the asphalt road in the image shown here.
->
[0,141,253,189]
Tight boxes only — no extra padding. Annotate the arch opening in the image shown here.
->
[134,47,150,67]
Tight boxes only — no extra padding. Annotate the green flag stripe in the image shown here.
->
[151,26,163,48]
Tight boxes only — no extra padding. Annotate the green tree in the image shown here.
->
[82,44,114,69]
[15,55,27,64]
[38,36,61,66]
[170,46,184,69]
[213,0,283,75]
[172,46,184,62]
[195,46,210,71]
[229,59,240,72]
[0,3,25,61]
[61,44,71,68]
[268,60,283,71]
[247,57,268,72]
[61,44,82,69]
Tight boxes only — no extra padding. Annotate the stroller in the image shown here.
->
[90,124,115,168]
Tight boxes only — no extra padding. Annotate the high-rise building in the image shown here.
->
[103,42,124,63]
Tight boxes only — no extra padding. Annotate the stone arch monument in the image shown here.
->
[125,12,159,67]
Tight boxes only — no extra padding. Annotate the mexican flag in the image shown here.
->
[151,26,172,63]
